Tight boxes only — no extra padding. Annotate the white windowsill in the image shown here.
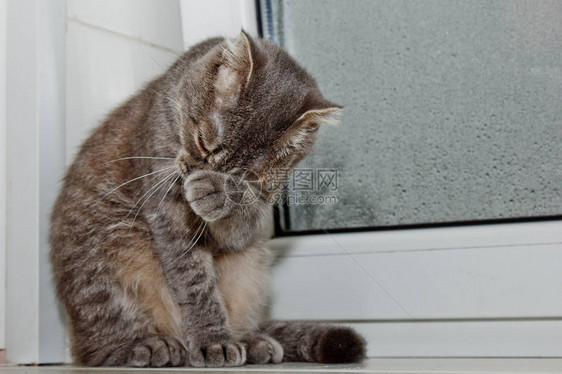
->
[1,359,561,373]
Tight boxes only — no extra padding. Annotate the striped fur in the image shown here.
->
[50,32,364,367]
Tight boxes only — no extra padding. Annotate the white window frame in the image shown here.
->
[0,0,7,355]
[5,0,67,364]
[268,221,562,357]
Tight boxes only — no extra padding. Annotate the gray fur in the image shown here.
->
[50,31,365,367]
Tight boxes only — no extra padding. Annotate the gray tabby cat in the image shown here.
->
[50,31,366,367]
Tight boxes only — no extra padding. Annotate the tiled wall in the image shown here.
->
[65,0,259,164]
[66,0,183,164]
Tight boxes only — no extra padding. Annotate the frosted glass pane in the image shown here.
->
[261,0,562,231]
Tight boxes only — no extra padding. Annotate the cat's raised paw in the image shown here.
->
[184,170,231,222]
[243,334,283,364]
[189,341,246,367]
[127,336,186,367]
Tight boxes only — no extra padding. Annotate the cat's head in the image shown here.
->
[174,31,341,192]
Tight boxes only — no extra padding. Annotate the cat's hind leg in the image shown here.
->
[55,229,185,366]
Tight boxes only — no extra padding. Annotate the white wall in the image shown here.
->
[37,0,68,364]
[66,0,258,157]
[65,0,185,162]
[179,0,258,49]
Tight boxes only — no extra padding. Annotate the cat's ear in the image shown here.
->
[282,105,343,150]
[215,30,254,102]
[294,99,343,132]
[295,106,342,129]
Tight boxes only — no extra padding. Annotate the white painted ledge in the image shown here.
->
[0,359,561,373]
[350,320,562,358]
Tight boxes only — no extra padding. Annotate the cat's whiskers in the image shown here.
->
[178,220,206,259]
[188,221,207,253]
[128,171,178,227]
[126,170,177,219]
[106,156,174,164]
[97,166,175,204]
[156,174,181,214]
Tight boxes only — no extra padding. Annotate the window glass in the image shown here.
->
[260,0,562,232]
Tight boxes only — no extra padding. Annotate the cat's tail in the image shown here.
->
[259,321,366,363]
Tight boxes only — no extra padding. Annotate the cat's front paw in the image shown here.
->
[127,336,186,367]
[189,341,246,367]
[184,170,232,222]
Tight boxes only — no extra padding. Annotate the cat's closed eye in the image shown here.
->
[194,129,215,161]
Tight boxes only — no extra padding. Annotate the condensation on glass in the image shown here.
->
[260,0,562,232]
